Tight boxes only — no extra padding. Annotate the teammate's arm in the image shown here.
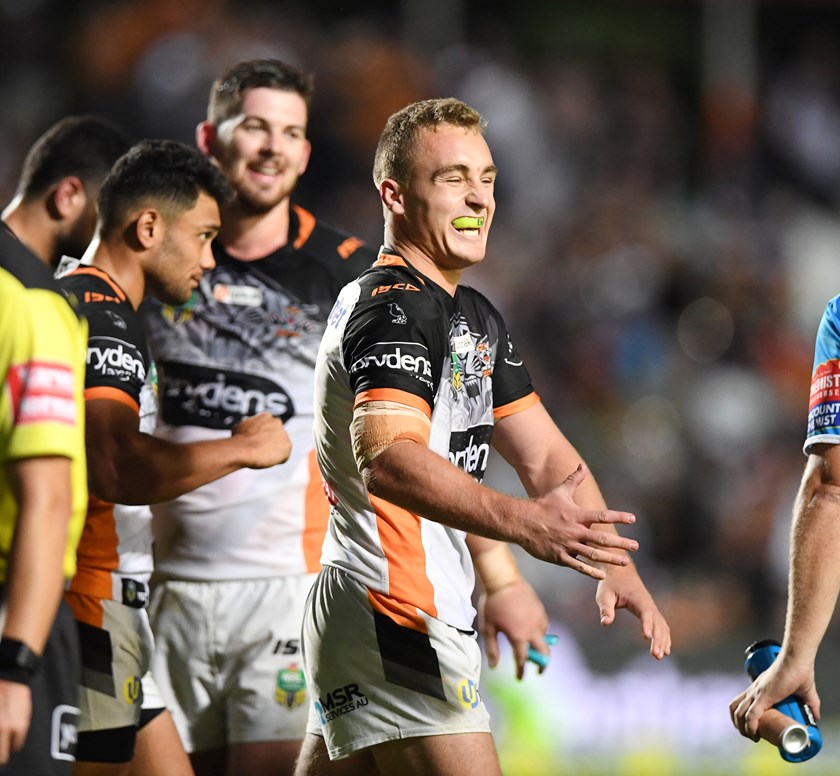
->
[468,535,549,679]
[491,401,671,659]
[730,443,840,738]
[359,405,637,578]
[0,456,72,763]
[85,398,290,505]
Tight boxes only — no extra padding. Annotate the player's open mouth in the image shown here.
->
[451,216,484,236]
[250,165,281,177]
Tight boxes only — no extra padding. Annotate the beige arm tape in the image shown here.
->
[351,400,431,471]
[473,543,523,594]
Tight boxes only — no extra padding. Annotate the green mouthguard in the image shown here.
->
[452,216,484,230]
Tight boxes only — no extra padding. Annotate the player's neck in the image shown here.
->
[1,204,55,267]
[392,240,462,297]
[218,199,292,261]
[87,238,145,310]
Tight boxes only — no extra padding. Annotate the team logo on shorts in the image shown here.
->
[276,664,307,709]
[123,675,142,705]
[457,679,480,709]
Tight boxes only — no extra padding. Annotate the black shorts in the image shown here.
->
[1,599,80,775]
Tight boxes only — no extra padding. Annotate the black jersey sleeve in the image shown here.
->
[342,272,448,410]
[457,286,536,411]
[82,305,148,405]
[491,317,536,410]
[59,273,149,407]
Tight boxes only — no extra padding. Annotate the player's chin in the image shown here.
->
[159,286,193,306]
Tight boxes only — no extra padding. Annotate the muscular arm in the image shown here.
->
[783,446,840,665]
[86,399,290,505]
[363,411,637,578]
[492,401,607,503]
[492,401,671,658]
[731,444,840,737]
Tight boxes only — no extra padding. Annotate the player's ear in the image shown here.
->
[298,138,312,175]
[49,176,87,220]
[381,179,405,215]
[134,208,163,250]
[196,121,216,157]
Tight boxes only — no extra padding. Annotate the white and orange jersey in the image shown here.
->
[58,265,155,615]
[314,250,539,633]
[141,206,377,580]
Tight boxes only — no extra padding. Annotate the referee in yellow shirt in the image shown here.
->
[0,225,87,774]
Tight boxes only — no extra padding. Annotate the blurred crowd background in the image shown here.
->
[3,0,840,772]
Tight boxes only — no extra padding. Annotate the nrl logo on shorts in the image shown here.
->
[276,664,307,709]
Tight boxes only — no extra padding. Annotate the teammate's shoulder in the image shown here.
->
[58,265,129,307]
[825,294,840,316]
[292,204,377,264]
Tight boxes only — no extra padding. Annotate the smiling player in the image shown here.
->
[295,98,671,776]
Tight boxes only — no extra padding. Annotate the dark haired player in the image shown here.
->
[141,58,377,776]
[2,115,130,268]
[59,139,291,776]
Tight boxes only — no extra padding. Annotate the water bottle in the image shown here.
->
[743,639,822,763]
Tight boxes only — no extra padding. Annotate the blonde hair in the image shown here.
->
[372,98,486,187]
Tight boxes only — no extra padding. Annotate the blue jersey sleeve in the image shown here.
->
[805,296,840,453]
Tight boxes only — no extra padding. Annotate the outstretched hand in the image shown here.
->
[595,567,671,659]
[520,464,638,580]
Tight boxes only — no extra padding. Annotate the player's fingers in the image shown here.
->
[9,725,26,754]
[649,617,671,660]
[728,691,745,726]
[0,730,9,765]
[559,552,607,580]
[569,541,631,567]
[562,463,587,493]
[744,698,767,740]
[598,599,615,626]
[586,508,636,527]
[484,627,500,668]
[582,530,638,553]
[512,640,531,681]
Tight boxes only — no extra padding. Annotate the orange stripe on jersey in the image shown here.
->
[71,266,128,302]
[367,588,427,633]
[355,389,431,418]
[84,386,140,413]
[494,391,539,420]
[64,589,105,629]
[66,496,120,617]
[374,252,407,268]
[302,449,329,573]
[368,493,436,630]
[75,496,120,574]
[292,205,316,250]
[373,252,425,283]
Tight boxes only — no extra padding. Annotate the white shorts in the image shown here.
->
[302,566,490,760]
[148,575,316,752]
